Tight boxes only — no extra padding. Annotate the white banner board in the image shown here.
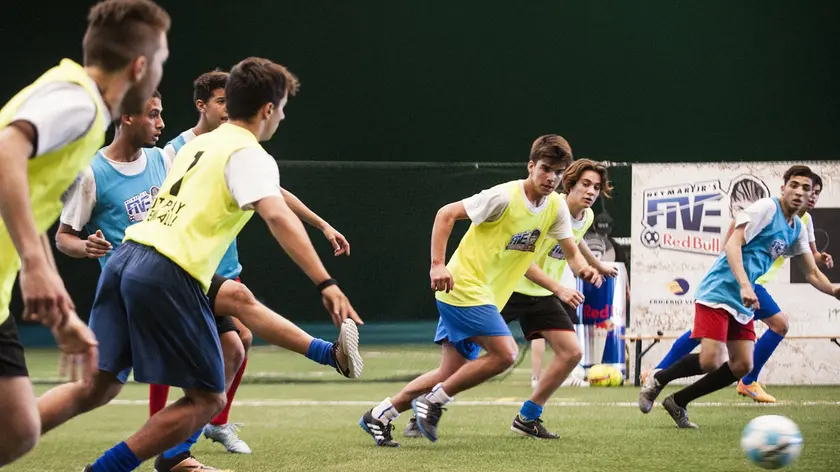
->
[631,161,840,385]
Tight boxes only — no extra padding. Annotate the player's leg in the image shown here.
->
[37,255,132,436]
[639,303,725,414]
[202,317,251,454]
[85,242,227,471]
[530,338,545,389]
[641,329,700,384]
[213,277,361,377]
[362,341,468,446]
[0,316,39,465]
[661,311,756,429]
[411,302,516,442]
[510,296,580,438]
[737,284,785,403]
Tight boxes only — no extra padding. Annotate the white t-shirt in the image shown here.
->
[806,215,816,244]
[735,198,809,256]
[462,181,573,241]
[12,79,110,158]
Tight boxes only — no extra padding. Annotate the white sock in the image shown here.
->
[425,383,453,405]
[371,397,400,424]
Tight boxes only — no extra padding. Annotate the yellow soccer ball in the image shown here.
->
[587,364,624,387]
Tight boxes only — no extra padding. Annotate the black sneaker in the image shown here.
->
[332,319,363,378]
[510,414,560,439]
[411,396,445,442]
[404,416,422,438]
[662,395,699,429]
[359,409,400,447]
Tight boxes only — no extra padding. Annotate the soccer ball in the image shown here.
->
[587,364,623,387]
[741,415,803,469]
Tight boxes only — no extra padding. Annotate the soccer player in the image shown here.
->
[640,173,831,405]
[638,166,840,428]
[153,70,355,460]
[35,57,361,471]
[360,135,599,447]
[0,0,169,465]
[500,159,616,438]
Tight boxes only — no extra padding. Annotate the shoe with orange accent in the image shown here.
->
[737,380,777,403]
[641,369,650,385]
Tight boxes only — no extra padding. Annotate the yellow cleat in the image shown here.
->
[737,380,777,403]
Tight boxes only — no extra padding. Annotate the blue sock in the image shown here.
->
[162,428,202,459]
[742,329,785,385]
[90,442,141,472]
[656,330,700,369]
[519,400,543,421]
[306,338,336,367]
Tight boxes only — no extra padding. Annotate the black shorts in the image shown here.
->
[501,292,578,340]
[208,274,240,335]
[0,316,27,377]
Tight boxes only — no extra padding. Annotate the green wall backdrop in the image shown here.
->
[2,1,837,328]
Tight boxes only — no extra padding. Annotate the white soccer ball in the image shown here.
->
[741,415,803,469]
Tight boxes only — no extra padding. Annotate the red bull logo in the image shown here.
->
[583,304,612,323]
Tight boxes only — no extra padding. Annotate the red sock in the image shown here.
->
[211,357,247,426]
[149,384,170,417]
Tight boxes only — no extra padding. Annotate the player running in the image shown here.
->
[640,172,831,405]
[360,135,600,447]
[638,166,840,429]
[0,0,169,466]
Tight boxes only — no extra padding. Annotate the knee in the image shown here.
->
[221,335,246,373]
[699,351,726,373]
[494,345,518,371]
[568,347,583,366]
[729,359,753,379]
[0,418,39,465]
[768,314,789,336]
[192,391,228,419]
[238,326,253,353]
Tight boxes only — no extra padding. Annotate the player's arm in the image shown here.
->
[524,263,584,307]
[281,188,350,256]
[795,250,840,299]
[429,201,469,293]
[578,239,618,277]
[725,223,759,310]
[555,237,601,287]
[54,170,111,259]
[723,219,737,246]
[230,148,361,326]
[0,123,71,328]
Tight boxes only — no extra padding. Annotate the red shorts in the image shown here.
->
[690,303,756,342]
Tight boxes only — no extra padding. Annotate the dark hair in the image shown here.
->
[225,57,300,121]
[811,172,823,190]
[193,70,229,104]
[783,165,813,185]
[116,89,161,127]
[83,0,171,72]
[529,134,573,166]
[151,89,161,100]
[562,158,614,198]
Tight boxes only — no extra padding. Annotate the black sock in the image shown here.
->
[654,354,703,386]
[673,362,738,408]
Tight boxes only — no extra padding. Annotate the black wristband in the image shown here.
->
[317,278,338,292]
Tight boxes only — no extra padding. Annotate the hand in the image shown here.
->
[579,265,603,288]
[556,287,584,308]
[19,259,74,327]
[430,264,454,293]
[321,285,363,327]
[85,229,111,258]
[322,225,350,257]
[823,252,834,270]
[740,285,760,310]
[598,263,619,278]
[51,313,98,380]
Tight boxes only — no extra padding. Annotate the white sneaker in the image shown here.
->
[203,423,252,454]
[561,376,590,387]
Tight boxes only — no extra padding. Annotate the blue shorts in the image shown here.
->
[753,284,782,321]
[433,300,511,360]
[90,241,225,392]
